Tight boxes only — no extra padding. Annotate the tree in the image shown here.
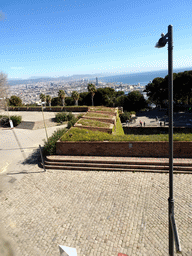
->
[65,97,74,106]
[58,90,65,107]
[40,93,46,104]
[115,95,127,108]
[94,87,115,106]
[177,71,192,104]
[9,95,22,106]
[144,77,166,107]
[51,97,61,106]
[87,83,96,106]
[126,90,147,112]
[46,95,52,108]
[71,91,80,106]
[144,70,192,107]
[0,72,9,110]
[78,92,90,106]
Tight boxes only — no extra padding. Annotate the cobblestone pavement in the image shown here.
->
[0,166,192,256]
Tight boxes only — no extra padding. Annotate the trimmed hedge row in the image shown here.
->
[8,106,89,112]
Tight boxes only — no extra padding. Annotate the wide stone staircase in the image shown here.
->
[44,155,192,174]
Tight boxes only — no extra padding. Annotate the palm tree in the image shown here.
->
[87,83,96,106]
[71,91,80,106]
[46,95,52,108]
[58,90,65,107]
[40,93,46,105]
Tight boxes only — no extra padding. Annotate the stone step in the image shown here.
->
[46,155,192,167]
[43,164,192,174]
[44,161,192,171]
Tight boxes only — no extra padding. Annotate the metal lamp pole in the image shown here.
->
[155,25,181,256]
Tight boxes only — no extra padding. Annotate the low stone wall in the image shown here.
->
[123,127,192,134]
[56,141,192,158]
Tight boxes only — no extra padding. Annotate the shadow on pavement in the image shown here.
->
[6,148,45,175]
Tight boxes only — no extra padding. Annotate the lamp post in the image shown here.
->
[155,25,181,256]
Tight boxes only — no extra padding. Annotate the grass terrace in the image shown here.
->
[84,112,114,119]
[76,118,111,128]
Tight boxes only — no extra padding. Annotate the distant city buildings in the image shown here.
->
[7,78,147,105]
[96,77,98,86]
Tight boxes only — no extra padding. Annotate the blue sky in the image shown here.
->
[0,0,192,79]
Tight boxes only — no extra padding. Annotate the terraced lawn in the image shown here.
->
[85,112,114,119]
[77,118,111,128]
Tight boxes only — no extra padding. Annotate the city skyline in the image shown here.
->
[1,0,192,79]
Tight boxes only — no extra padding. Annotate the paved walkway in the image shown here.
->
[0,163,192,256]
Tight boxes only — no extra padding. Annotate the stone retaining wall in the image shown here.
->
[56,141,192,158]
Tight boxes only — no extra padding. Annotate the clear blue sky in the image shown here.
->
[0,0,192,79]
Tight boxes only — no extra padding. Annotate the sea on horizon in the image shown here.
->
[98,67,192,86]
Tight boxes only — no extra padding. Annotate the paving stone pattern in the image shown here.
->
[0,169,192,256]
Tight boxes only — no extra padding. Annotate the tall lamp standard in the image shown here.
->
[155,25,181,256]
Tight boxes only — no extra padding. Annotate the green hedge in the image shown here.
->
[43,128,68,156]
[67,117,78,129]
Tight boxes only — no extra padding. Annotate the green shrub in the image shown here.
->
[55,112,77,123]
[55,112,68,123]
[10,115,22,126]
[119,111,136,123]
[0,115,9,126]
[77,114,84,119]
[67,117,78,129]
[43,128,68,156]
[0,115,22,127]
[67,112,74,121]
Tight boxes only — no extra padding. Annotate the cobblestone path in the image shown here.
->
[0,168,191,256]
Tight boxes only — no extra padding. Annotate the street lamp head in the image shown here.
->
[155,33,168,48]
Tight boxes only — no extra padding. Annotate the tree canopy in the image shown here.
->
[126,91,147,112]
[9,95,22,106]
[144,70,192,107]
